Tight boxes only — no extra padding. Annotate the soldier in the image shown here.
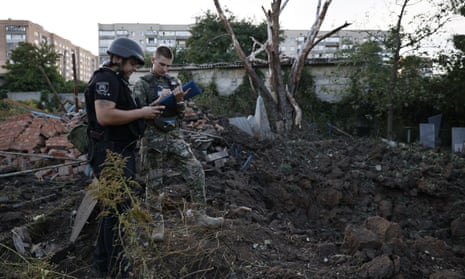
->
[133,46,223,240]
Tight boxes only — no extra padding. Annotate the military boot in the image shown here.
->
[149,193,165,242]
[150,213,164,242]
[185,209,224,228]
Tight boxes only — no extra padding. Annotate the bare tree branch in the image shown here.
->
[286,85,302,128]
[213,0,272,101]
[213,0,346,132]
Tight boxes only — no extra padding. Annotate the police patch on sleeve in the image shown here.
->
[96,82,110,96]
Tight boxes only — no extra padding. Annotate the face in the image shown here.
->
[152,55,172,76]
[121,58,139,80]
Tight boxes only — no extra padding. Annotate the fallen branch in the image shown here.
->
[327,123,353,139]
[0,161,86,178]
[179,128,223,140]
[0,150,87,162]
[12,193,57,209]
[179,267,215,279]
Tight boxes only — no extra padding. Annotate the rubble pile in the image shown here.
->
[1,102,465,278]
[0,112,87,179]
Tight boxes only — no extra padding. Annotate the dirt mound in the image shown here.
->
[1,117,465,278]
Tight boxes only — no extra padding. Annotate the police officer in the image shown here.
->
[85,37,164,278]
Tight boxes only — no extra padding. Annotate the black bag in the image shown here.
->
[153,116,177,132]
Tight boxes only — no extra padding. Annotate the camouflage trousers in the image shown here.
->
[139,128,206,213]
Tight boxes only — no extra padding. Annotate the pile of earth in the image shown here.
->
[1,116,465,279]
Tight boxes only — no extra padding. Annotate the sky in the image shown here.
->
[2,0,464,55]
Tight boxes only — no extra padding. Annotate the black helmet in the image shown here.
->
[107,38,145,66]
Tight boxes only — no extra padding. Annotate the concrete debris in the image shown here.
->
[0,112,87,180]
[0,103,233,180]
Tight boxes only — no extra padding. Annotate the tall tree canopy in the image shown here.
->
[2,42,65,92]
[184,11,268,64]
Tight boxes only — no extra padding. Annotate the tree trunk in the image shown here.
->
[387,0,409,140]
[214,0,346,134]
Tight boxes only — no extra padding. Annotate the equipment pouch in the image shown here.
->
[153,117,177,132]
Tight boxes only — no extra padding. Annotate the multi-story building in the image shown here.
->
[280,29,388,59]
[98,23,388,65]
[0,19,98,82]
[98,23,193,65]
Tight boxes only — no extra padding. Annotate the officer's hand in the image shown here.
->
[140,105,165,119]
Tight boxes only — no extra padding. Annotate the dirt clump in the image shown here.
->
[1,116,465,279]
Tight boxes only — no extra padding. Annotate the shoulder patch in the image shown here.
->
[95,82,110,96]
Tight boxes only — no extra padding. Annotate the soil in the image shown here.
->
[1,115,465,279]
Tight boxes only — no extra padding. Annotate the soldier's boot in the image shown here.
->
[185,209,224,228]
[148,193,165,242]
[150,213,164,242]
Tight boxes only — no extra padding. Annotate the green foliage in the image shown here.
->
[89,151,158,277]
[0,243,69,279]
[177,70,193,84]
[143,52,153,67]
[2,42,65,92]
[0,100,12,120]
[333,40,445,137]
[39,91,58,112]
[61,79,88,93]
[193,75,257,117]
[184,10,267,64]
[338,41,391,121]
[431,50,465,127]
[0,89,7,99]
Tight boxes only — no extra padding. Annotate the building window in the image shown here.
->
[6,34,26,43]
[146,46,156,52]
[147,37,157,45]
[5,25,26,32]
[116,29,129,36]
[161,31,175,37]
[175,31,190,37]
[99,30,115,37]
[99,39,113,48]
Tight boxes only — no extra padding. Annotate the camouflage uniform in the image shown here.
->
[133,73,206,214]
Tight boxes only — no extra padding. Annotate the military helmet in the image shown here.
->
[107,38,144,66]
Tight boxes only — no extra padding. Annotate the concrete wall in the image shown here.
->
[130,63,350,103]
[8,63,350,104]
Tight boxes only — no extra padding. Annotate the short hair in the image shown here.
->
[155,45,173,60]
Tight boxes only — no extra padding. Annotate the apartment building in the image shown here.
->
[98,23,388,65]
[280,29,388,59]
[98,23,193,65]
[0,19,98,82]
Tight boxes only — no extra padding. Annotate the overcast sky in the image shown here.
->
[2,0,464,55]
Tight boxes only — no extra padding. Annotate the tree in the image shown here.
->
[429,2,465,127]
[2,42,65,92]
[339,41,391,122]
[384,0,458,139]
[184,11,268,64]
[214,0,350,133]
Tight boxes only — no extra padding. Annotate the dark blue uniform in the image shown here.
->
[85,63,144,276]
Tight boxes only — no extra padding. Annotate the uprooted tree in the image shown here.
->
[213,0,350,134]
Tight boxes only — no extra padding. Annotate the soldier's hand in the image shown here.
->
[173,85,187,102]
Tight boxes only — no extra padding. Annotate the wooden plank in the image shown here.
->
[70,179,98,242]
[205,149,229,162]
